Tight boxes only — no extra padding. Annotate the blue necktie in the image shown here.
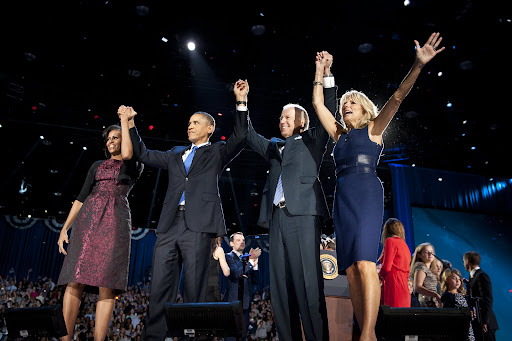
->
[273,174,284,205]
[179,146,198,203]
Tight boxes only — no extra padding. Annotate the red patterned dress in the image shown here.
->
[57,159,134,293]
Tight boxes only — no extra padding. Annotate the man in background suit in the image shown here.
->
[125,103,248,340]
[224,232,261,340]
[464,251,499,341]
[233,53,336,340]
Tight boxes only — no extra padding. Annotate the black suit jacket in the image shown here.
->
[468,268,499,330]
[224,251,258,310]
[246,86,337,227]
[129,110,248,235]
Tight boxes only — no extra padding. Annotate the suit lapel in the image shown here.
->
[188,144,210,174]
[174,146,188,176]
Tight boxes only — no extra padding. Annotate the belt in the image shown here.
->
[177,205,185,211]
[275,201,286,209]
[336,166,376,178]
[336,154,377,178]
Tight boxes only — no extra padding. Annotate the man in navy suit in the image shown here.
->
[224,232,261,340]
[125,104,248,340]
[233,54,336,340]
[464,251,499,341]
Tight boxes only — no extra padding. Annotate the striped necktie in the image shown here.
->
[273,174,284,205]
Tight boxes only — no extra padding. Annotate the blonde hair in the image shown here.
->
[409,242,436,277]
[381,218,406,244]
[441,268,466,294]
[339,90,378,132]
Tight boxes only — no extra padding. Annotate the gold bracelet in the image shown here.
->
[313,81,323,87]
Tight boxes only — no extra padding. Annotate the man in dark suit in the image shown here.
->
[233,54,336,340]
[224,232,261,340]
[464,251,499,341]
[125,105,248,340]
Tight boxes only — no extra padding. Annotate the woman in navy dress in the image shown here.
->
[313,33,445,340]
[57,106,142,341]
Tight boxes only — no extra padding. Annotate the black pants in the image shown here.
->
[142,210,213,341]
[269,206,329,341]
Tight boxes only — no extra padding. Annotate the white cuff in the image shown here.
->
[323,76,335,88]
[236,105,248,111]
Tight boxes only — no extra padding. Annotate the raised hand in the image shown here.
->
[249,247,262,259]
[321,51,333,74]
[118,105,137,121]
[414,32,445,65]
[315,52,328,71]
[234,79,249,102]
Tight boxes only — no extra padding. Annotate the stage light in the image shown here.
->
[149,125,154,131]
[83,147,87,151]
[32,106,37,111]
[471,146,476,150]
[404,0,410,6]
[161,37,168,43]
[438,72,443,77]
[226,168,231,172]
[218,113,223,116]
[40,136,44,140]
[187,42,196,51]
[446,102,452,108]
[221,136,226,140]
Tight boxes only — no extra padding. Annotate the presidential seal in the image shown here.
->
[320,254,338,279]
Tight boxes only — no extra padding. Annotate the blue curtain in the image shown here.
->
[0,217,65,282]
[389,163,512,251]
[0,216,157,287]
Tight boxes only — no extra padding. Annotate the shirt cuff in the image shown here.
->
[249,259,258,270]
[323,76,335,88]
[236,105,248,111]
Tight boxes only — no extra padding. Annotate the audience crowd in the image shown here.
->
[0,232,492,341]
[0,272,276,341]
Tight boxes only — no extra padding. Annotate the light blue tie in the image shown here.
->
[273,174,284,205]
[179,146,198,203]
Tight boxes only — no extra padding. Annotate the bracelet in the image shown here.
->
[236,101,247,106]
[313,81,323,87]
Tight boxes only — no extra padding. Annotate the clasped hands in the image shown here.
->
[117,105,137,121]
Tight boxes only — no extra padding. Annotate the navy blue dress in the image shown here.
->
[333,125,384,270]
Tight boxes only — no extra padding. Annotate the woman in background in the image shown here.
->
[379,218,411,307]
[206,237,231,302]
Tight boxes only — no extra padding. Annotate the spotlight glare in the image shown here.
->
[187,42,196,51]
[161,37,168,43]
[40,135,44,140]
[83,147,87,151]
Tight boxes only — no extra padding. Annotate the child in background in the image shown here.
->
[441,268,475,341]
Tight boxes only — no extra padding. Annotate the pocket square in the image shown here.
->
[294,136,302,140]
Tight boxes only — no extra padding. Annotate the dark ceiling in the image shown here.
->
[1,1,510,236]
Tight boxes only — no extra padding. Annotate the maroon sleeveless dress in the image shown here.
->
[57,159,132,293]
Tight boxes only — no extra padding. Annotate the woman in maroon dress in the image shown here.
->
[379,218,412,307]
[57,106,142,341]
